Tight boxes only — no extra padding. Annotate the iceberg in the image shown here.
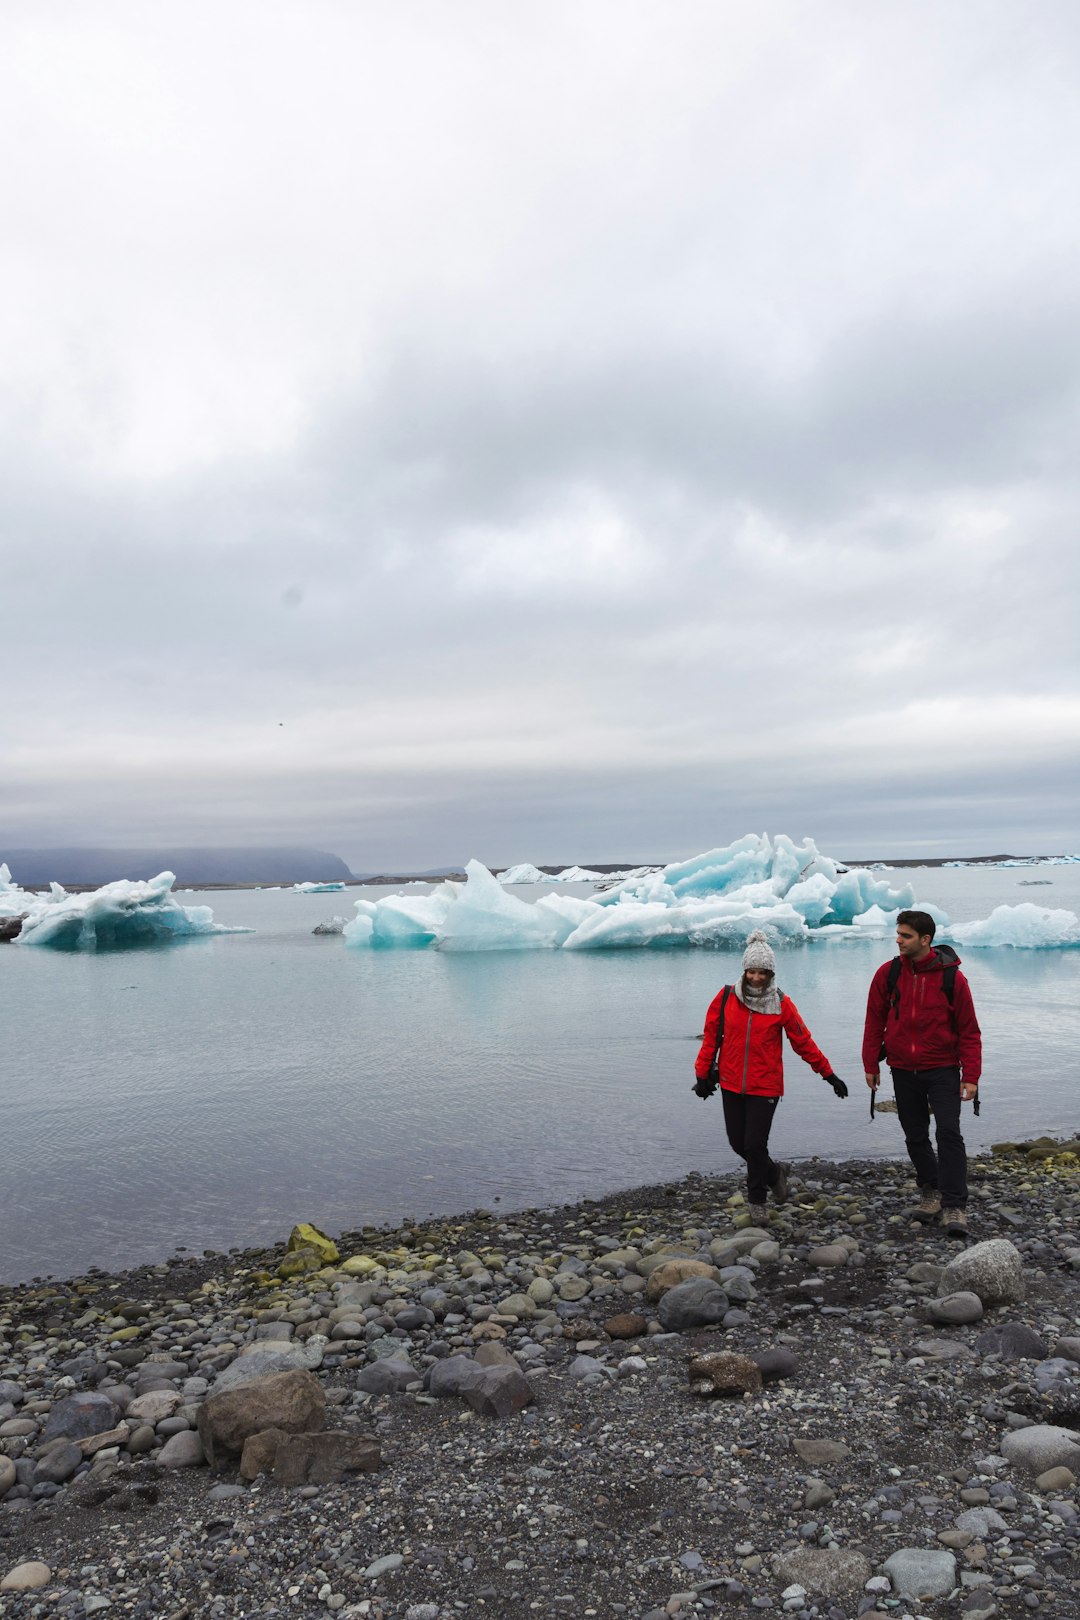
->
[292,880,346,892]
[344,833,907,953]
[498,863,654,884]
[498,863,550,884]
[0,866,252,951]
[946,904,1080,949]
[341,832,1080,954]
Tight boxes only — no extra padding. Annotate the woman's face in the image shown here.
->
[744,967,774,988]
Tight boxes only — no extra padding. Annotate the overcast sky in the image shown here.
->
[3,1,1079,871]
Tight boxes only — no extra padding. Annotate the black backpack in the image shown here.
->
[882,944,960,1034]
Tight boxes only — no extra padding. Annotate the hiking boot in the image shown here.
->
[912,1188,941,1223]
[944,1207,968,1239]
[771,1163,791,1205]
[748,1203,769,1226]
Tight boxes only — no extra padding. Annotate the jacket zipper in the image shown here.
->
[741,1013,753,1093]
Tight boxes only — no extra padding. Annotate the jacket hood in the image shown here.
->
[912,942,962,971]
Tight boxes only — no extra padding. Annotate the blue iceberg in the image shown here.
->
[341,833,1080,954]
[0,865,252,951]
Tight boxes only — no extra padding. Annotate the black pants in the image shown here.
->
[891,1065,967,1209]
[721,1091,780,1205]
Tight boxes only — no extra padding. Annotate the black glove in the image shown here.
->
[692,1073,718,1100]
[825,1074,848,1099]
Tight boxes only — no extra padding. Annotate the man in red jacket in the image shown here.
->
[862,909,982,1238]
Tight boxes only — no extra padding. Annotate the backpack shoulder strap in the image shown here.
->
[708,985,732,1076]
[885,956,902,1011]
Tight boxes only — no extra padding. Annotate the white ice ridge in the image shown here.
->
[498,863,650,884]
[0,865,252,951]
[292,880,347,892]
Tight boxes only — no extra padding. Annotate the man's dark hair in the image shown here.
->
[897,908,936,940]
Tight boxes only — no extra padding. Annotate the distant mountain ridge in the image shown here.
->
[2,847,353,886]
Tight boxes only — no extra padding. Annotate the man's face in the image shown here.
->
[896,924,932,959]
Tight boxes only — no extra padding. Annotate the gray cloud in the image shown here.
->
[2,1,1079,870]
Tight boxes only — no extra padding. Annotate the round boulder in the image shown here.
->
[939,1239,1024,1306]
[1000,1424,1080,1476]
[656,1278,730,1333]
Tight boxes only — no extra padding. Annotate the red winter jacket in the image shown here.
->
[861,947,982,1085]
[694,987,833,1098]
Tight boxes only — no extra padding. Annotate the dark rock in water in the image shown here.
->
[974,1323,1050,1360]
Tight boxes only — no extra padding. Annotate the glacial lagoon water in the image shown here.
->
[2,865,1079,1283]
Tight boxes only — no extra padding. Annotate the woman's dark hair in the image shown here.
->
[897,908,936,940]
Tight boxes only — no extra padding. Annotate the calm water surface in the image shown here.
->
[2,866,1078,1282]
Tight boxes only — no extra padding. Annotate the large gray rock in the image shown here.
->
[883,1547,957,1599]
[939,1240,1024,1306]
[158,1430,205,1469]
[426,1355,485,1398]
[974,1323,1049,1360]
[772,1548,872,1596]
[463,1365,535,1417]
[927,1292,984,1325]
[356,1359,419,1395]
[0,1456,16,1495]
[752,1347,799,1383]
[656,1277,729,1332]
[208,1336,326,1395]
[955,1506,1009,1536]
[41,1392,120,1444]
[1000,1424,1080,1476]
[197,1370,325,1466]
[32,1443,83,1485]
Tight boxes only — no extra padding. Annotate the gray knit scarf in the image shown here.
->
[736,974,782,1016]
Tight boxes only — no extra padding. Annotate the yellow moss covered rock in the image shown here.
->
[286,1224,340,1264]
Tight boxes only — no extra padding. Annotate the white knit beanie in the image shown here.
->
[742,929,776,974]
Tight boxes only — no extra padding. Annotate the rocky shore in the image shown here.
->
[4,1142,1080,1620]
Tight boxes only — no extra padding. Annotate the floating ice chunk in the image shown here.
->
[946,903,1080,949]
[292,880,346,892]
[438,861,568,950]
[563,897,808,950]
[550,866,606,882]
[498,863,549,884]
[10,871,251,951]
[343,883,459,947]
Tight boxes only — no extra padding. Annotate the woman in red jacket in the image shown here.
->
[694,930,848,1222]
